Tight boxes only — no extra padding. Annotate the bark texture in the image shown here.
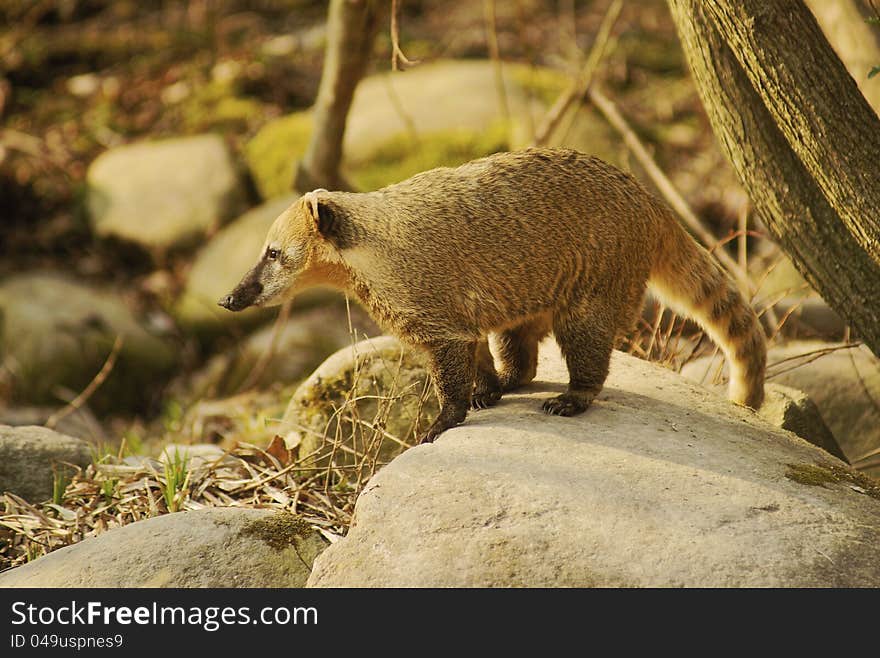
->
[294,0,383,193]
[668,0,880,356]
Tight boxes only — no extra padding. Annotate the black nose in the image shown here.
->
[218,294,235,310]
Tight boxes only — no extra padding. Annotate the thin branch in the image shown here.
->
[484,0,511,125]
[533,0,623,146]
[46,336,124,430]
[390,0,417,71]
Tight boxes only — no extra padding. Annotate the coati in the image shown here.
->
[220,148,766,443]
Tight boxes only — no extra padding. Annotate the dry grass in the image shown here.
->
[0,439,390,571]
[0,331,432,572]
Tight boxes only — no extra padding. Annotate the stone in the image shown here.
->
[86,134,246,252]
[0,425,92,502]
[761,383,846,462]
[0,508,327,588]
[0,273,178,413]
[308,343,880,587]
[281,336,437,467]
[245,60,618,198]
[682,342,880,478]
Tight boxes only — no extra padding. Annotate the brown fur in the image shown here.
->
[221,147,766,442]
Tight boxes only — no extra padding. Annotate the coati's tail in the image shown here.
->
[648,220,766,409]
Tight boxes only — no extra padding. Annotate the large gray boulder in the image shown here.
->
[0,508,327,588]
[0,273,178,413]
[0,425,92,502]
[308,343,880,587]
[682,342,880,477]
[87,134,246,253]
[281,336,438,468]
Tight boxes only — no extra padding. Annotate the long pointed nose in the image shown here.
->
[218,294,235,310]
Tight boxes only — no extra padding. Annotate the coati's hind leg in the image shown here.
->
[492,314,552,392]
[419,339,476,443]
[543,305,615,416]
[472,339,502,410]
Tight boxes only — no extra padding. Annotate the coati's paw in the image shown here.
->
[417,408,468,443]
[542,392,593,416]
[471,388,502,410]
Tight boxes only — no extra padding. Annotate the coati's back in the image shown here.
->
[349,149,663,325]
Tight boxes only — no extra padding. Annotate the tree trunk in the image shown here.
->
[294,0,383,193]
[803,0,880,114]
[667,0,880,357]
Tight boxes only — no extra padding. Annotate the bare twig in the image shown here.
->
[390,0,418,71]
[484,0,511,125]
[533,0,623,146]
[765,342,862,378]
[382,73,419,142]
[46,336,124,430]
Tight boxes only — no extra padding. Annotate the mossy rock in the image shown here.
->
[244,59,618,197]
[280,336,438,469]
[172,388,298,449]
[244,113,313,199]
[0,273,178,414]
[0,508,327,588]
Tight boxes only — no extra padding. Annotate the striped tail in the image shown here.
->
[648,217,766,409]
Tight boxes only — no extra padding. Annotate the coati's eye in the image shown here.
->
[267,248,280,260]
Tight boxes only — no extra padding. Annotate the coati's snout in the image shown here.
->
[218,190,334,314]
[218,255,285,312]
[218,276,263,312]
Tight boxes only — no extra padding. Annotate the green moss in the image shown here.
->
[245,112,313,199]
[242,512,313,551]
[348,120,510,191]
[181,82,263,133]
[785,462,880,500]
[508,65,569,105]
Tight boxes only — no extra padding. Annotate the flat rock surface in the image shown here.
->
[0,508,327,588]
[308,342,880,587]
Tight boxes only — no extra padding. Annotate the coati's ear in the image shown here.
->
[303,189,337,239]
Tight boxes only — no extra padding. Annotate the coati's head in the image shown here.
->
[218,189,343,312]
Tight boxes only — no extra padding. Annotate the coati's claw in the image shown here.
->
[417,429,439,444]
[542,393,592,416]
[471,390,502,410]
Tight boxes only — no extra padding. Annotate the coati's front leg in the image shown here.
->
[419,339,476,443]
[472,339,502,409]
[543,307,614,416]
